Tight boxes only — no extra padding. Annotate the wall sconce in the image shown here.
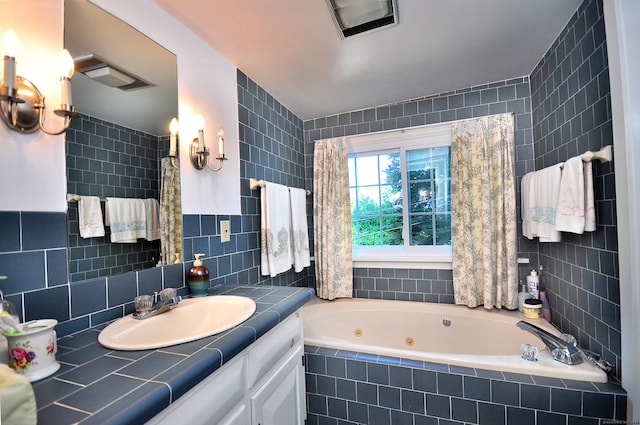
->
[0,28,78,135]
[168,117,180,169]
[189,113,226,172]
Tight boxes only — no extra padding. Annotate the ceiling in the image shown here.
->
[153,0,583,121]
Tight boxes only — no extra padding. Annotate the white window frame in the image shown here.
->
[347,122,452,269]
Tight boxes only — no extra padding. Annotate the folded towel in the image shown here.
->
[584,161,596,232]
[78,196,105,238]
[144,198,161,241]
[105,198,146,243]
[528,164,562,242]
[260,182,293,277]
[289,187,310,272]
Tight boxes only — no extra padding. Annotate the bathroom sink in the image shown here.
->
[98,295,256,350]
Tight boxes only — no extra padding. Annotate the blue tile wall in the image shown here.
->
[66,114,162,282]
[304,76,537,295]
[529,0,620,379]
[354,268,454,303]
[178,70,311,290]
[305,345,626,424]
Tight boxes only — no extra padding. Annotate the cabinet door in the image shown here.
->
[251,345,305,425]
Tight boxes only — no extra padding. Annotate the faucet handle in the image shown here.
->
[159,288,178,302]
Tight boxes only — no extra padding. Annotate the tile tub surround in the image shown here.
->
[32,285,314,425]
[305,345,626,425]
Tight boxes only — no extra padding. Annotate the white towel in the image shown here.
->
[105,198,146,243]
[78,196,105,238]
[556,156,587,233]
[528,164,562,242]
[144,198,161,241]
[289,187,310,272]
[521,172,533,239]
[583,161,596,232]
[260,182,293,277]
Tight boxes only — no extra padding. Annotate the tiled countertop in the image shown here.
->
[32,285,315,425]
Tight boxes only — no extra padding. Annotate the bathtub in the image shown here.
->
[303,297,607,383]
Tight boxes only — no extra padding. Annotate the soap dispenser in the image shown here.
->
[187,253,209,297]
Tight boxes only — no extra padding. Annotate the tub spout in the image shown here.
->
[516,321,583,365]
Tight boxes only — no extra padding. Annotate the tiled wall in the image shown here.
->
[303,76,537,294]
[529,0,620,379]
[179,69,311,289]
[66,114,162,282]
[354,268,454,304]
[305,345,626,424]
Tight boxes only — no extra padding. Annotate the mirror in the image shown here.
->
[64,0,180,282]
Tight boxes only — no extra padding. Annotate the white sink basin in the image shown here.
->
[98,295,256,350]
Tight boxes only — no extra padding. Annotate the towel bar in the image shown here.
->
[249,178,311,196]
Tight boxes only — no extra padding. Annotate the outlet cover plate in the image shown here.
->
[220,220,231,243]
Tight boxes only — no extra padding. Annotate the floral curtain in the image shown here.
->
[160,157,182,265]
[450,113,518,309]
[313,138,353,300]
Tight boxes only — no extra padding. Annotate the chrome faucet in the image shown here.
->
[133,291,181,320]
[516,321,583,365]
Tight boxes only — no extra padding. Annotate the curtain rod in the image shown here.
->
[249,178,311,196]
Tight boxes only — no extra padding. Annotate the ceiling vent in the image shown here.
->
[327,0,398,39]
[74,54,154,91]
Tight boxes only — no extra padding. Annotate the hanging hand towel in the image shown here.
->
[556,156,587,233]
[583,161,596,232]
[105,198,146,243]
[78,196,105,238]
[289,187,310,272]
[144,198,161,241]
[528,164,562,242]
[260,182,293,277]
[521,172,534,239]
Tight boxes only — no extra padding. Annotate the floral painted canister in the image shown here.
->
[4,319,60,382]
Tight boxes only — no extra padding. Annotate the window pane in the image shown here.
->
[409,182,433,213]
[354,186,380,216]
[409,214,433,246]
[348,157,356,187]
[382,215,403,245]
[381,184,401,215]
[406,146,451,246]
[355,217,381,245]
[355,156,380,186]
[435,213,452,245]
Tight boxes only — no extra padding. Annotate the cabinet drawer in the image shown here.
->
[247,311,302,388]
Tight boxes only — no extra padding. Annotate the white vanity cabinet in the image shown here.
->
[147,310,306,425]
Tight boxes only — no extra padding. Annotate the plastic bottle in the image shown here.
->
[187,253,209,297]
[539,291,551,322]
[526,269,539,299]
[518,280,533,312]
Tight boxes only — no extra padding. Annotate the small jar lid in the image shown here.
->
[524,298,542,308]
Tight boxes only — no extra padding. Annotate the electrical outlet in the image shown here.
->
[220,220,231,243]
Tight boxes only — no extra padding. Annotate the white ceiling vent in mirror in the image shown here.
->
[327,0,398,38]
[74,53,154,91]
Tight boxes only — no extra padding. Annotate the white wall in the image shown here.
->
[0,0,67,212]
[603,0,640,419]
[0,0,241,215]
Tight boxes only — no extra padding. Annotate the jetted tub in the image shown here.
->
[303,297,607,383]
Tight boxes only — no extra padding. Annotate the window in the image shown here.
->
[347,124,452,266]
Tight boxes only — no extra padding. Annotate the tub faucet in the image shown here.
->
[133,296,181,320]
[516,321,583,365]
